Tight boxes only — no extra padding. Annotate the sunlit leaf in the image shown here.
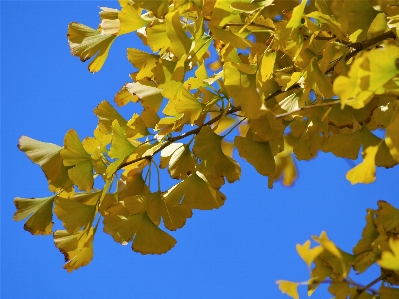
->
[54,227,95,272]
[163,172,226,210]
[117,2,149,35]
[377,238,399,270]
[18,136,73,194]
[61,130,93,192]
[296,240,324,268]
[346,145,379,185]
[67,22,117,73]
[93,100,127,134]
[13,195,56,235]
[276,280,299,299]
[166,10,192,59]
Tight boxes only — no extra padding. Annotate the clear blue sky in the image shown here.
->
[2,2,398,298]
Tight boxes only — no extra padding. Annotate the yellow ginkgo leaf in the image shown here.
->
[174,87,203,124]
[224,62,266,119]
[67,22,117,73]
[276,280,300,299]
[386,113,399,162]
[346,145,379,185]
[106,120,137,177]
[54,195,98,234]
[61,130,94,193]
[168,144,197,180]
[193,127,241,183]
[93,100,127,134]
[54,227,95,272]
[234,136,275,177]
[117,2,149,35]
[103,199,177,254]
[377,238,399,270]
[163,171,226,210]
[144,191,192,231]
[296,240,324,268]
[166,10,192,59]
[13,195,56,235]
[18,136,73,195]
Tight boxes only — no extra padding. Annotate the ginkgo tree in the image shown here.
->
[13,0,399,298]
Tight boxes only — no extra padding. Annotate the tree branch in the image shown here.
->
[325,30,396,74]
[353,271,392,299]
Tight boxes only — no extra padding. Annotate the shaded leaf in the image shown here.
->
[377,238,399,271]
[163,172,226,210]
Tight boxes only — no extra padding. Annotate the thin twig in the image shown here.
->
[353,271,392,299]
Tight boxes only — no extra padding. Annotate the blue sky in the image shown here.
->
[2,2,399,298]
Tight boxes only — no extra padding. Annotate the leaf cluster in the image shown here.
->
[278,201,399,299]
[13,0,399,282]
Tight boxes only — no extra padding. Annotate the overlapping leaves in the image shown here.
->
[15,0,399,281]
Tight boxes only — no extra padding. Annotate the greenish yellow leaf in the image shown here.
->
[118,172,150,200]
[107,120,137,177]
[260,50,276,81]
[124,81,163,106]
[103,200,176,254]
[146,21,170,54]
[377,238,399,270]
[276,280,299,299]
[224,61,266,119]
[346,145,379,185]
[67,22,117,73]
[166,10,192,59]
[328,282,350,299]
[305,11,345,39]
[322,126,379,160]
[304,57,334,98]
[135,0,169,18]
[234,136,275,177]
[127,48,159,79]
[386,112,399,162]
[118,2,149,35]
[108,120,136,159]
[160,143,185,169]
[13,195,56,235]
[344,0,378,42]
[172,87,203,123]
[144,191,192,231]
[375,200,399,232]
[353,209,379,273]
[54,193,99,234]
[18,136,73,194]
[248,112,285,142]
[293,131,322,161]
[126,113,149,139]
[168,144,197,180]
[274,145,297,187]
[380,285,399,299]
[193,127,241,183]
[286,0,307,28]
[368,46,399,92]
[61,130,93,192]
[209,24,251,50]
[163,172,226,210]
[54,227,95,272]
[296,240,324,268]
[93,100,127,134]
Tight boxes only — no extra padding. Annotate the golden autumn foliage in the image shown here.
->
[14,0,399,297]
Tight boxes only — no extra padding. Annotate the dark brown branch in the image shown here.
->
[117,107,242,170]
[353,271,392,299]
[325,30,396,74]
